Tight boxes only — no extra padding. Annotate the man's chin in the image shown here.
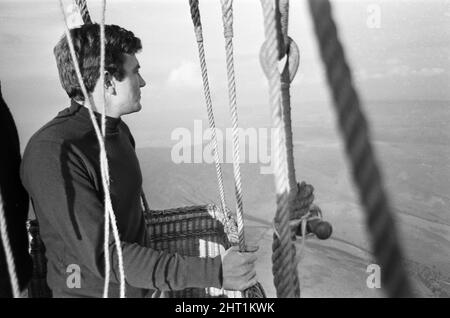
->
[135,102,142,112]
[129,102,142,114]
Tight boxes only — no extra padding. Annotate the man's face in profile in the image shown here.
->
[111,53,146,116]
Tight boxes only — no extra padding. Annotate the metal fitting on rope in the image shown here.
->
[260,36,300,83]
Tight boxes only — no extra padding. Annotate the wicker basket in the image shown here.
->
[145,204,242,298]
[26,204,265,298]
[27,220,52,298]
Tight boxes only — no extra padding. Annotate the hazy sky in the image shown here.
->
[1,0,449,148]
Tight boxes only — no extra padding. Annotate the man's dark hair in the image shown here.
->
[54,23,142,101]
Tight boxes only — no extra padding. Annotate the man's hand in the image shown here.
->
[221,245,258,291]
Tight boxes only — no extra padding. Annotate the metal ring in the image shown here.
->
[260,36,300,83]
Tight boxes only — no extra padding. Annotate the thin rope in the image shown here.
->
[308,0,413,297]
[219,0,246,252]
[59,0,126,298]
[74,0,92,24]
[188,0,230,220]
[259,0,299,298]
[0,190,20,298]
[98,0,112,299]
[141,190,150,213]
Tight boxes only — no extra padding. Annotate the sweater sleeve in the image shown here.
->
[21,140,222,291]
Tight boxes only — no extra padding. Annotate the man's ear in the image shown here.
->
[104,71,116,95]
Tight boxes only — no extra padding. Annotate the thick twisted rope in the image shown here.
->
[60,0,126,298]
[277,0,297,192]
[188,0,230,221]
[0,190,20,298]
[74,0,92,24]
[308,0,413,297]
[275,0,289,59]
[219,0,246,252]
[275,0,303,297]
[259,0,299,298]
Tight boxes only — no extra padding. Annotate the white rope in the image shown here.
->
[99,0,111,299]
[188,0,230,219]
[219,0,247,252]
[58,0,126,298]
[259,0,299,298]
[0,190,20,298]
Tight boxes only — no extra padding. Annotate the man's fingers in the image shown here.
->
[233,262,255,277]
[241,275,258,291]
[228,245,240,253]
[240,252,257,265]
[244,245,259,253]
[244,268,257,281]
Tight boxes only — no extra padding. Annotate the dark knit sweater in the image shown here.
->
[0,83,32,297]
[20,100,222,298]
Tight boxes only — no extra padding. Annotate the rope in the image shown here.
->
[274,0,303,297]
[219,0,246,252]
[259,0,299,298]
[277,0,299,192]
[188,0,230,221]
[141,191,151,213]
[308,0,413,297]
[275,0,289,59]
[74,0,92,24]
[190,1,266,298]
[98,0,114,299]
[0,190,20,298]
[59,0,126,298]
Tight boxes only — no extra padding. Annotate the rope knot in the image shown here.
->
[272,181,316,240]
[290,181,315,219]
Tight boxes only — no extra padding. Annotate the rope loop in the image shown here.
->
[260,36,300,84]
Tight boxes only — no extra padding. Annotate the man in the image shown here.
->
[0,82,33,297]
[21,23,257,298]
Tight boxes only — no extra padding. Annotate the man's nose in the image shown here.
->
[139,74,146,88]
